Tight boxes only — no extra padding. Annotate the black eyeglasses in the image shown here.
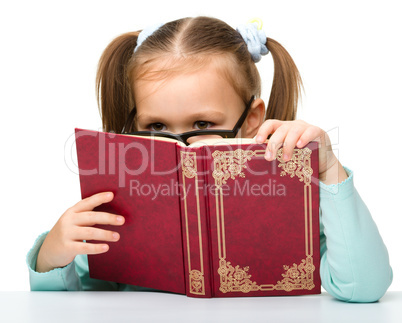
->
[121,96,255,146]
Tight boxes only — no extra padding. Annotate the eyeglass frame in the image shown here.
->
[121,96,256,146]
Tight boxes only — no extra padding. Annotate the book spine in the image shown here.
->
[176,145,213,298]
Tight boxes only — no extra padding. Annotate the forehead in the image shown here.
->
[132,54,245,96]
[133,61,244,118]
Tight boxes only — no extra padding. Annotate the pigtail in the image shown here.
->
[265,37,303,121]
[96,31,140,133]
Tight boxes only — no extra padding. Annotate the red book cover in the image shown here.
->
[75,128,321,297]
[75,128,186,294]
[177,143,320,297]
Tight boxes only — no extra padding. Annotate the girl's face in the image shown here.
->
[133,63,265,144]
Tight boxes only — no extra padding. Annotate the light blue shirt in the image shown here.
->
[26,166,393,302]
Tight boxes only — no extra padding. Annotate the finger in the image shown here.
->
[73,226,120,243]
[281,127,305,161]
[265,124,291,161]
[72,241,110,255]
[73,211,125,226]
[71,192,114,213]
[255,120,283,144]
[297,126,323,148]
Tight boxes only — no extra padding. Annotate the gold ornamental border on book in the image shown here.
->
[213,147,315,293]
[180,151,206,295]
[180,146,315,295]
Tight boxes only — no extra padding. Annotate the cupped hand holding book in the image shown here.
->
[255,119,348,185]
[36,192,124,273]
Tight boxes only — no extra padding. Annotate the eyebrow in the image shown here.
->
[136,110,227,125]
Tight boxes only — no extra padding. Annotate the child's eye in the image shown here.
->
[149,123,166,131]
[194,121,213,130]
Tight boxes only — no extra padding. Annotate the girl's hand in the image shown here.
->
[36,192,125,273]
[255,119,339,181]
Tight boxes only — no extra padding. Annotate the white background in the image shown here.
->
[0,0,401,292]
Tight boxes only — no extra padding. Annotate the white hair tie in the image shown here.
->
[236,19,269,63]
[134,23,164,52]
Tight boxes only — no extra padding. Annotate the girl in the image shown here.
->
[26,16,392,302]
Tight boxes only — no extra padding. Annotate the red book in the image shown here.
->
[75,128,321,298]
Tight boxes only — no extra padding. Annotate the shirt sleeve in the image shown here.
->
[26,231,119,291]
[318,166,393,302]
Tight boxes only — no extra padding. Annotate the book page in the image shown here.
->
[188,137,262,147]
[120,133,265,147]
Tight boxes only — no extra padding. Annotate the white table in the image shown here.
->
[1,291,401,323]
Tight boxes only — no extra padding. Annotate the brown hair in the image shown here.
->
[96,16,303,133]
